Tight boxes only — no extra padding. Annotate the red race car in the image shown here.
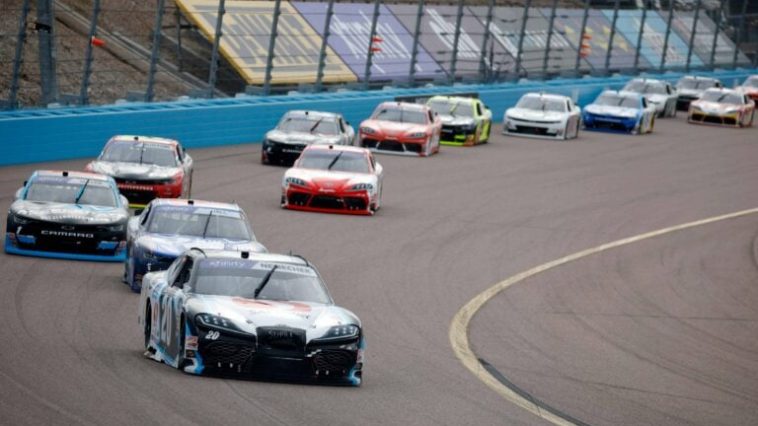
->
[358,102,441,157]
[86,135,193,207]
[738,75,758,102]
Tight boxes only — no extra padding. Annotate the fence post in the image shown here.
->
[146,0,166,102]
[37,0,58,105]
[685,0,702,72]
[574,0,590,73]
[633,0,648,73]
[659,0,674,71]
[542,0,558,75]
[514,0,531,78]
[363,0,381,89]
[314,0,335,92]
[478,0,494,83]
[731,0,749,69]
[263,0,282,95]
[207,0,226,98]
[9,0,31,109]
[448,0,464,84]
[408,0,425,86]
[604,0,620,74]
[175,6,183,72]
[708,0,724,69]
[79,0,101,105]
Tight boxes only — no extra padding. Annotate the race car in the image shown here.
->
[138,249,364,385]
[125,198,266,293]
[358,102,442,157]
[281,145,383,216]
[5,170,128,262]
[738,75,758,102]
[687,87,755,127]
[85,135,193,208]
[622,78,678,118]
[582,90,656,135]
[675,75,723,111]
[502,92,581,140]
[261,110,355,166]
[426,96,492,146]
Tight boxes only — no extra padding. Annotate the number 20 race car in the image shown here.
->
[138,249,364,385]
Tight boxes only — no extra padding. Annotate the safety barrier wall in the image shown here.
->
[0,68,755,166]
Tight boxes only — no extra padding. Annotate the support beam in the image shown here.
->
[36,0,58,105]
[146,0,167,102]
[314,0,335,92]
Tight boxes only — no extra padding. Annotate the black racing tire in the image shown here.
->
[144,305,152,350]
[187,172,193,198]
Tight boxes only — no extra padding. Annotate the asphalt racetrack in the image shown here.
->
[0,114,756,425]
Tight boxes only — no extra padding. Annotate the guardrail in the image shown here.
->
[0,68,754,166]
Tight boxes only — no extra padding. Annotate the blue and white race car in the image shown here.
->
[125,198,266,292]
[582,90,657,135]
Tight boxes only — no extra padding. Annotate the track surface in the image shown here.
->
[0,115,756,425]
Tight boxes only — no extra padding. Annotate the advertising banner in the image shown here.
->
[176,0,356,84]
[667,11,748,66]
[293,2,441,81]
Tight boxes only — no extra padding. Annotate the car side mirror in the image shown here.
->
[15,187,24,200]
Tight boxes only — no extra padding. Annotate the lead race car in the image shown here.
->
[125,199,266,292]
[85,135,193,208]
[281,144,383,216]
[502,92,581,140]
[138,249,364,385]
[261,110,355,166]
[426,95,492,146]
[582,90,656,135]
[622,78,678,118]
[687,87,755,127]
[5,170,129,261]
[358,101,441,157]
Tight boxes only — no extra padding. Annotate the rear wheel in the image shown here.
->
[144,305,152,350]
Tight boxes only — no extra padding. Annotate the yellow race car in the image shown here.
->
[426,96,492,146]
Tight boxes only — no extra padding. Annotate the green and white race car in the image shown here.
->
[426,96,492,146]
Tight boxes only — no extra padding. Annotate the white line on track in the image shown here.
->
[449,207,758,426]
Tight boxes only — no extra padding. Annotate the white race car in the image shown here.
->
[502,93,582,140]
[622,78,678,118]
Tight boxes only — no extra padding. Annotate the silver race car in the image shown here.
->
[675,75,723,111]
[622,78,678,118]
[503,93,582,140]
[262,110,355,166]
[138,249,364,385]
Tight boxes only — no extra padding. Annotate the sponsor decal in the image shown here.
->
[186,335,199,350]
[205,330,220,340]
[40,229,94,238]
[118,183,154,191]
[232,297,312,313]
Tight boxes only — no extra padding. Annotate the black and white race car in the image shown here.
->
[262,110,355,166]
[138,249,364,385]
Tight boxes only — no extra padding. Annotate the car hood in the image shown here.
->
[585,104,639,118]
[11,200,128,225]
[644,94,669,104]
[285,168,376,191]
[136,234,266,257]
[361,119,428,136]
[506,108,566,122]
[678,88,704,98]
[185,294,360,339]
[265,130,341,145]
[691,101,741,113]
[437,115,476,126]
[89,161,179,180]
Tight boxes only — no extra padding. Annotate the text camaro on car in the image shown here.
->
[5,170,129,261]
[86,135,193,208]
[125,199,266,292]
[503,92,581,140]
[426,96,492,146]
[358,102,442,157]
[138,249,365,385]
[582,90,656,135]
[261,110,355,166]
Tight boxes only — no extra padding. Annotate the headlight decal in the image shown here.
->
[350,183,374,191]
[285,177,307,187]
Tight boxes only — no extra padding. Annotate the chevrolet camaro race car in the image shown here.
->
[282,145,383,216]
[502,92,581,140]
[5,170,129,261]
[138,249,364,385]
[738,75,758,102]
[426,96,492,146]
[687,87,755,127]
[358,102,441,157]
[582,90,656,135]
[125,199,266,292]
[261,110,355,166]
[86,135,193,208]
[622,78,678,118]
[675,75,723,111]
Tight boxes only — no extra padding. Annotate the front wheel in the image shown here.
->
[144,305,152,350]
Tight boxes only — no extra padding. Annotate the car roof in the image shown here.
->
[601,90,641,99]
[283,110,341,120]
[628,78,666,85]
[190,249,309,266]
[34,170,111,181]
[109,135,178,146]
[151,198,242,211]
[428,95,477,104]
[303,144,369,155]
[522,92,571,101]
[377,101,430,112]
[679,75,719,82]
[702,87,740,95]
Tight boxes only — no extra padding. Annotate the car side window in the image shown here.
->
[174,258,193,288]
[176,145,183,162]
[139,206,151,227]
[369,154,376,171]
[339,119,346,133]
[641,98,647,108]
[476,102,482,115]
[166,256,185,284]
[428,111,434,123]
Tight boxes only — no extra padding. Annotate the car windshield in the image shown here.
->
[25,177,117,207]
[699,91,742,104]
[595,93,640,108]
[278,116,339,135]
[372,106,427,124]
[428,100,474,117]
[743,77,758,88]
[515,96,566,112]
[101,141,177,167]
[625,81,667,95]
[147,206,252,240]
[297,150,370,174]
[677,79,717,90]
[192,259,331,304]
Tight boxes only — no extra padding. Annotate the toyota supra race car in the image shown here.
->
[281,145,383,216]
[687,87,755,127]
[738,75,758,102]
[138,249,364,385]
[125,199,266,292]
[358,102,441,157]
[261,110,355,166]
[582,90,656,135]
[426,96,492,146]
[5,170,129,261]
[675,75,723,111]
[503,92,581,140]
[86,135,193,208]
[622,78,678,118]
